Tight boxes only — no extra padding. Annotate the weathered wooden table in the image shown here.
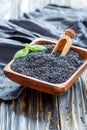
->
[0,2,87,129]
[0,70,87,130]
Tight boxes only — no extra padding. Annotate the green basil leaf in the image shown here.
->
[13,44,46,59]
[14,48,29,59]
[23,43,29,48]
[29,45,46,52]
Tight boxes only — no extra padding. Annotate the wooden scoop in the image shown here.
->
[51,29,76,56]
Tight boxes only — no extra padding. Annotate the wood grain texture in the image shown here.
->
[51,29,76,56]
[0,70,87,130]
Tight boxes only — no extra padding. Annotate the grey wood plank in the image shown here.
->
[58,75,87,130]
[0,71,87,130]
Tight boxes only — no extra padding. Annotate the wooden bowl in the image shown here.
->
[3,38,87,95]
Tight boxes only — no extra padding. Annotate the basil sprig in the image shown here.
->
[14,43,46,59]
